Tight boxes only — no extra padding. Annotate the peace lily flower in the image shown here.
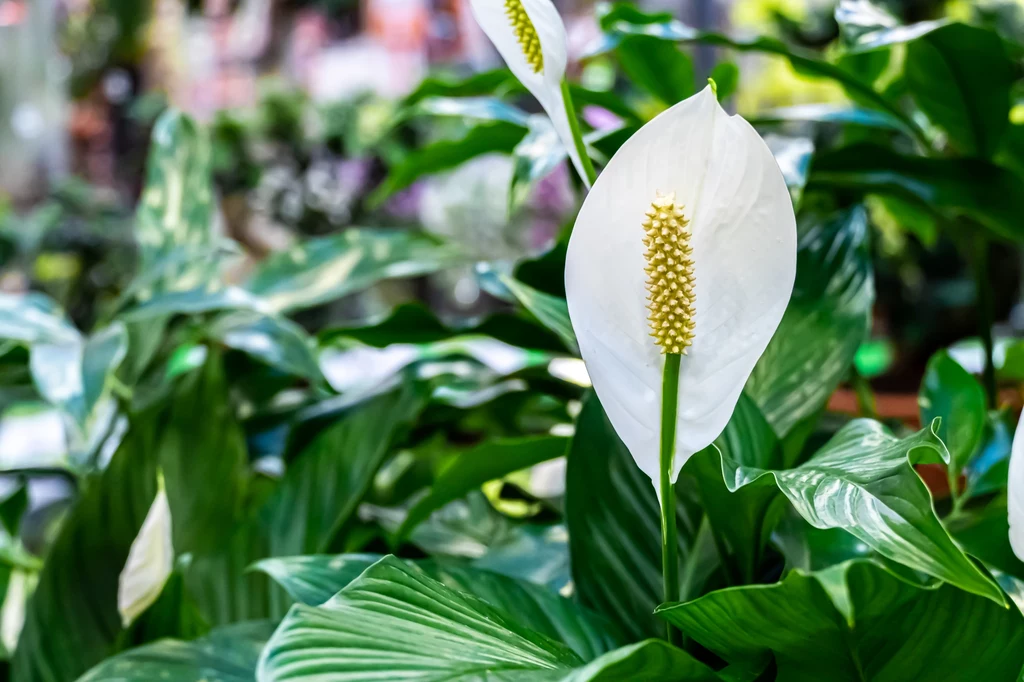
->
[565,85,797,489]
[118,484,173,627]
[468,0,595,186]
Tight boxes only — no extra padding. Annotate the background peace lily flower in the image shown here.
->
[468,0,595,186]
[117,486,173,627]
[565,85,797,487]
[1009,415,1024,560]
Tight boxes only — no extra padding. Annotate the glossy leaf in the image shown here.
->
[746,207,874,438]
[834,0,947,51]
[499,274,578,354]
[245,228,463,313]
[29,322,128,434]
[254,553,624,661]
[259,384,425,556]
[77,621,274,682]
[258,556,718,681]
[370,122,528,205]
[397,435,568,541]
[717,418,1003,603]
[209,312,322,381]
[135,110,216,293]
[658,559,1024,681]
[919,350,986,483]
[810,144,1024,242]
[590,5,922,141]
[904,23,1013,158]
[566,395,715,640]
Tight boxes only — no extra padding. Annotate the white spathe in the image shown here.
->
[1009,414,1024,561]
[118,488,174,627]
[467,0,590,187]
[565,86,797,486]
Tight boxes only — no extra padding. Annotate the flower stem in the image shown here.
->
[560,79,598,187]
[972,235,997,409]
[659,352,682,647]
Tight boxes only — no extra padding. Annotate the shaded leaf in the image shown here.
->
[919,350,986,483]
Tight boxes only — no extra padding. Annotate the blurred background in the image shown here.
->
[2,0,1024,442]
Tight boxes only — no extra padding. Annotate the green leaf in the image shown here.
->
[688,395,783,583]
[369,122,528,205]
[834,0,947,51]
[245,229,463,313]
[408,97,532,127]
[708,61,739,102]
[715,418,1004,603]
[135,110,216,293]
[919,350,986,483]
[159,356,249,556]
[947,496,1024,582]
[751,104,907,131]
[0,292,79,345]
[122,286,266,321]
[658,559,1024,681]
[76,621,274,682]
[397,435,568,541]
[403,69,517,106]
[591,5,923,141]
[254,554,624,661]
[258,556,719,681]
[510,117,569,213]
[904,23,1013,158]
[498,275,578,354]
[29,322,128,434]
[596,5,694,106]
[259,384,425,556]
[258,555,585,680]
[809,144,1024,242]
[13,417,159,681]
[746,207,874,439]
[208,312,322,381]
[566,395,716,640]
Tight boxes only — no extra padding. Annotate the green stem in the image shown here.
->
[849,366,878,420]
[560,80,598,187]
[659,353,682,647]
[972,235,997,409]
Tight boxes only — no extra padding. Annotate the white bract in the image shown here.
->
[118,487,174,627]
[565,86,797,485]
[1009,414,1024,561]
[468,0,590,186]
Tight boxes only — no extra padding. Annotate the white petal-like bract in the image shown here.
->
[468,0,590,186]
[1009,414,1024,561]
[118,488,174,627]
[565,86,797,485]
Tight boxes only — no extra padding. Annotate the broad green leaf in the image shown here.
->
[135,110,216,292]
[208,312,322,381]
[254,554,624,661]
[258,555,585,680]
[369,122,528,205]
[751,104,906,131]
[29,322,128,434]
[397,435,568,541]
[404,69,517,106]
[566,395,715,640]
[122,286,267,321]
[904,23,1013,158]
[13,417,159,681]
[746,207,873,439]
[919,350,986,483]
[595,5,694,106]
[590,5,922,141]
[947,496,1024,582]
[0,292,78,345]
[716,419,1004,603]
[159,357,249,556]
[809,144,1024,242]
[259,384,425,556]
[688,395,783,583]
[708,61,739,102]
[834,0,947,51]
[258,556,718,681]
[321,302,566,353]
[245,229,463,313]
[498,275,578,354]
[658,559,1024,681]
[76,621,275,682]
